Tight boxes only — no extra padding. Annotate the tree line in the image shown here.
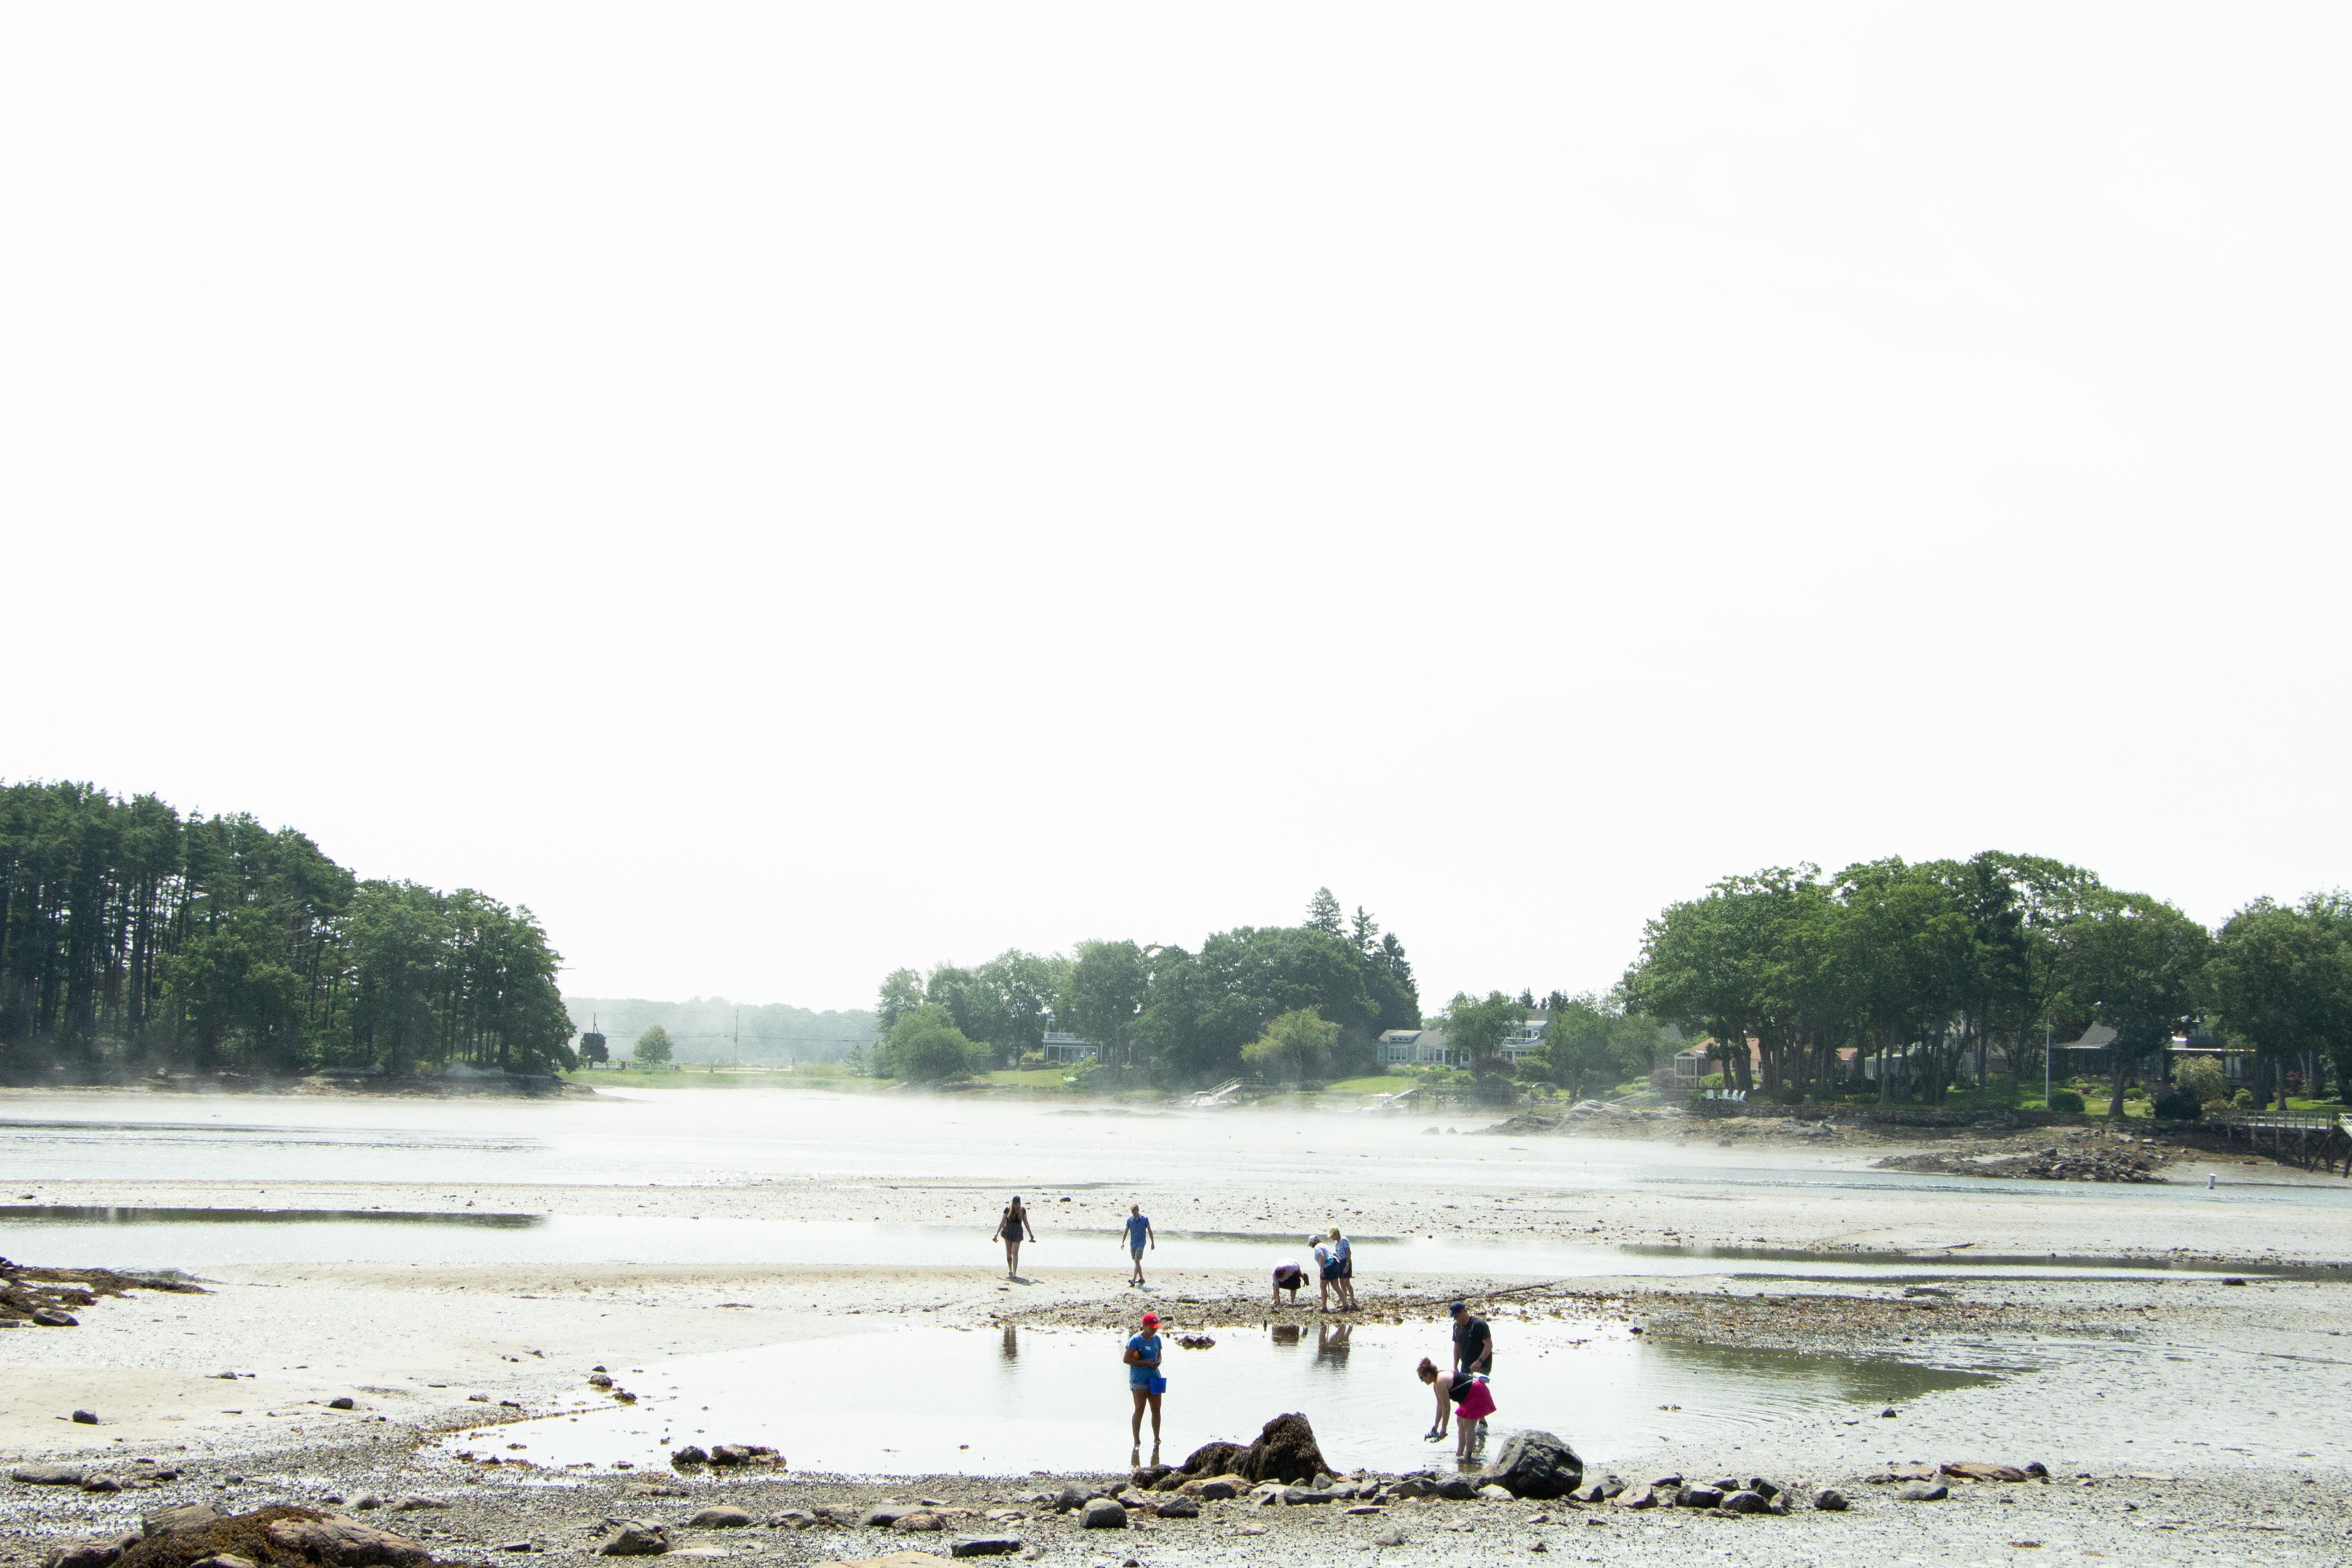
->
[0,780,575,1080]
[1621,852,2351,1111]
[868,888,1421,1083]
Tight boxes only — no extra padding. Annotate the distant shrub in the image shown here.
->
[2047,1088,2086,1115]
[2231,1088,2254,1109]
[2173,1058,2228,1107]
[2149,1086,2201,1122]
[2123,1085,2147,1101]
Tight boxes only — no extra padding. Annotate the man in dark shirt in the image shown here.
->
[1450,1300,1493,1373]
[1449,1300,1493,1445]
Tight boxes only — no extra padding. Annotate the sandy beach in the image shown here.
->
[5,1086,2350,1566]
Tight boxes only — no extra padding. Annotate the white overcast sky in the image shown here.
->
[6,4,2348,1013]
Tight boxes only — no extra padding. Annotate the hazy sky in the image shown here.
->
[7,5,2348,1013]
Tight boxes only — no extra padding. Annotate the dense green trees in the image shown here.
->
[874,889,1423,1087]
[1626,853,2348,1108]
[632,1026,675,1065]
[1241,1007,1341,1083]
[0,779,575,1080]
[1534,993,1665,1100]
[873,1003,985,1082]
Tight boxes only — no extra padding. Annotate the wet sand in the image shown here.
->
[5,1089,2350,1564]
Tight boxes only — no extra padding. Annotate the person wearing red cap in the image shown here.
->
[1124,1311,1166,1466]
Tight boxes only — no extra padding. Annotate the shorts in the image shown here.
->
[1453,1378,1496,1424]
[1274,1266,1303,1289]
[1339,1258,1353,1279]
[1130,1245,1147,1260]
[1319,1259,1341,1281]
[1131,1376,1166,1395]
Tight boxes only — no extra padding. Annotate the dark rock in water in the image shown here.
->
[598,1521,669,1557]
[1676,1486,1724,1509]
[264,1514,435,1567]
[1719,1491,1769,1514]
[1899,1483,1948,1503]
[1481,1430,1583,1499]
[707,1444,778,1467]
[72,1410,100,1425]
[950,1539,1022,1558]
[328,1397,355,1411]
[145,1504,221,1539]
[1434,1477,1477,1501]
[1813,1489,1848,1512]
[33,1308,79,1327]
[1152,1498,1199,1519]
[1182,1414,1332,1486]
[1132,1465,1175,1490]
[45,1535,139,1568]
[685,1510,750,1529]
[13,1464,88,1485]
[669,1446,709,1466]
[1078,1499,1128,1530]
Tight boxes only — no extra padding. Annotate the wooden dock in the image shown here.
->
[2207,1107,2352,1174]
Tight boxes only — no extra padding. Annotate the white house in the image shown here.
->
[1039,1031,1098,1064]
[1378,1028,1453,1067]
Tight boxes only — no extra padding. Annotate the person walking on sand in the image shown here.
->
[1327,1226,1356,1310]
[1418,1355,1495,1463]
[1121,1203,1155,1288]
[1125,1310,1166,1467]
[994,1195,1036,1278]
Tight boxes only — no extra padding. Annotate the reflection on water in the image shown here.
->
[449,1320,2025,1478]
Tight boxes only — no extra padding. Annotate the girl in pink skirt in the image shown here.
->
[1417,1356,1494,1461]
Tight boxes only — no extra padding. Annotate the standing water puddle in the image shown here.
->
[446,1321,2033,1477]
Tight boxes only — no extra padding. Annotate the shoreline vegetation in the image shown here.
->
[0,781,574,1087]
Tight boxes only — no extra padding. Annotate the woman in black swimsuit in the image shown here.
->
[994,1195,1036,1278]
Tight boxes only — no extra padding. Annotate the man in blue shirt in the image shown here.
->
[1121,1203,1156,1287]
[1125,1310,1165,1467]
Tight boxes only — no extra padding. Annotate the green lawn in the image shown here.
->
[981,1068,1079,1089]
[1324,1074,1409,1095]
[562,1067,896,1091]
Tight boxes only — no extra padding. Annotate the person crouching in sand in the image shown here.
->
[1418,1355,1494,1462]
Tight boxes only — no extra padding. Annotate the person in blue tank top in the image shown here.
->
[1120,1203,1155,1288]
[1125,1310,1165,1467]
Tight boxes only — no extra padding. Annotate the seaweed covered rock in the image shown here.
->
[115,1509,428,1568]
[1175,1415,1328,1485]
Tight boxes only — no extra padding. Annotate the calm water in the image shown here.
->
[441,1320,2026,1477]
[5,1091,2347,1209]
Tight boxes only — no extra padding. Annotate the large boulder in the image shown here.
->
[1176,1441,1250,1478]
[12,1465,88,1486]
[46,1536,139,1568]
[1240,1413,1329,1485]
[598,1521,670,1557]
[143,1505,221,1539]
[262,1517,433,1568]
[1078,1500,1127,1530]
[1480,1430,1583,1499]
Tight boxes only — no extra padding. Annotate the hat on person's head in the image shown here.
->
[1141,1313,1161,1328]
[1327,1227,1341,1239]
[1448,1300,1466,1313]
